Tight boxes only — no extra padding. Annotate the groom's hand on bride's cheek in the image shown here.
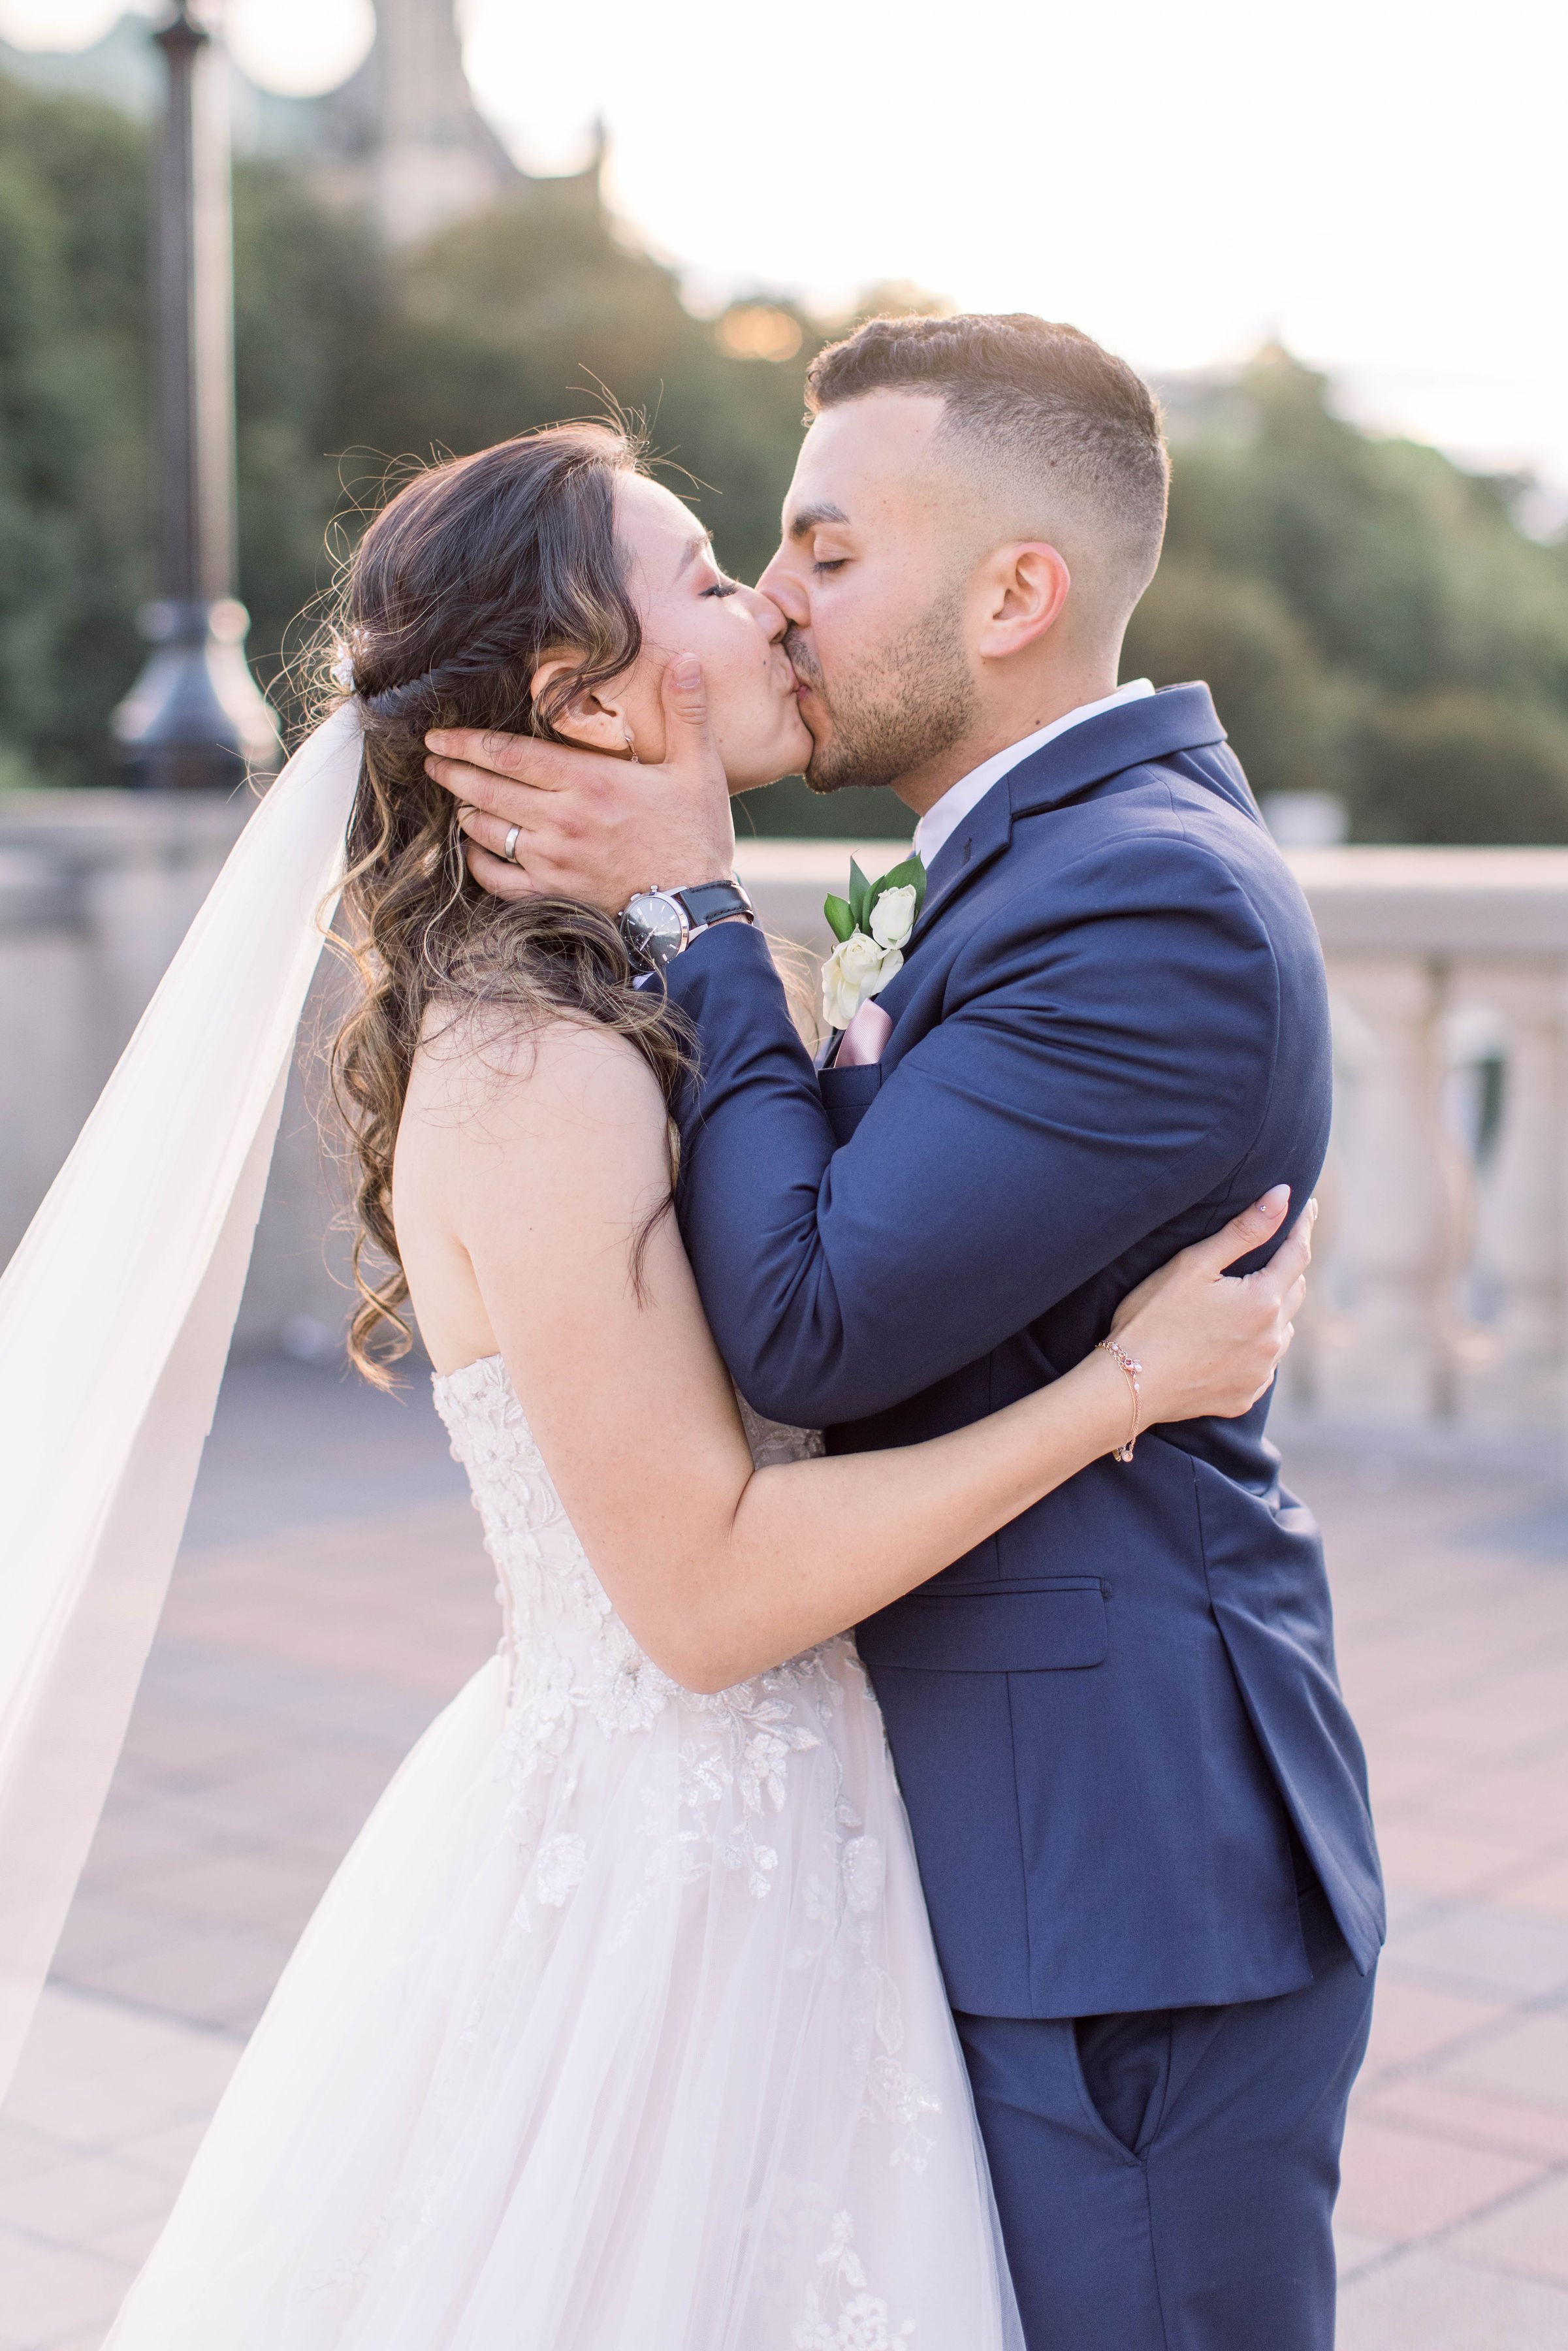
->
[423,655,735,915]
[423,729,642,914]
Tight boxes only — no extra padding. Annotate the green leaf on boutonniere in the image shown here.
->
[824,850,929,946]
[872,850,927,918]
[848,858,874,933]
[824,893,856,944]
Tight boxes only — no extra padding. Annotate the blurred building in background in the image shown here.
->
[313,0,524,244]
[0,0,537,242]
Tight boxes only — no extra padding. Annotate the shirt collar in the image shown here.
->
[912,679,1156,871]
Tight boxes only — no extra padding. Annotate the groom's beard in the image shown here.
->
[787,590,977,795]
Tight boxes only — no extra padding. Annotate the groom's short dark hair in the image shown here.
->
[805,313,1168,614]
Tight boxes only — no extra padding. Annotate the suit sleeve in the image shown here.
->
[664,835,1281,1428]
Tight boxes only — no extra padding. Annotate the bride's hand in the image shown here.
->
[1108,1186,1315,1433]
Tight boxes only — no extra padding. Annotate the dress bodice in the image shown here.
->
[431,1354,829,1766]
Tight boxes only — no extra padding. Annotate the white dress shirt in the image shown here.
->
[912,679,1156,871]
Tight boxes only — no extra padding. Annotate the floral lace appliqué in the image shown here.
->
[792,2211,917,2348]
[534,1831,587,1906]
[432,1359,848,1880]
[431,1357,942,2173]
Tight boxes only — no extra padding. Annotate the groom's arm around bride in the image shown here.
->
[430,313,1381,2351]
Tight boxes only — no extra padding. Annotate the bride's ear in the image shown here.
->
[530,654,637,758]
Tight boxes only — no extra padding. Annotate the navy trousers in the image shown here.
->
[956,1885,1374,2350]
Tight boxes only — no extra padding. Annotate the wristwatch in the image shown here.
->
[618,878,756,971]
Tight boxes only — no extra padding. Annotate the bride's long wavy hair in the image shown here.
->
[323,423,692,1384]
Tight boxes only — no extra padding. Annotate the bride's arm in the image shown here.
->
[433,1019,1309,1694]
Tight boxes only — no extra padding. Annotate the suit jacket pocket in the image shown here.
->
[859,1578,1110,1672]
[818,1060,882,1144]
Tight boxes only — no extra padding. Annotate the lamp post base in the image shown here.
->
[112,597,281,793]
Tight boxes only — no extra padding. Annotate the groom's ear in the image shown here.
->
[529,654,636,757]
[973,542,1072,661]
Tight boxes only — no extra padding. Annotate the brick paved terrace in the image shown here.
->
[1,1361,1566,2348]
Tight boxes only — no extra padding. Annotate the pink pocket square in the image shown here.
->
[835,1000,893,1069]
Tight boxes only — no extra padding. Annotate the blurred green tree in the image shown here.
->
[0,78,149,787]
[1354,692,1568,844]
[362,178,813,589]
[231,161,393,696]
[1130,349,1568,839]
[1124,561,1352,800]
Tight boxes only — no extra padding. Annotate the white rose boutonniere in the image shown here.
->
[821,852,927,1030]
[869,882,918,950]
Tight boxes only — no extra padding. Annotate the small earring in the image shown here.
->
[622,726,639,762]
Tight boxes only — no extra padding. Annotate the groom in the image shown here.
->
[426,314,1383,2348]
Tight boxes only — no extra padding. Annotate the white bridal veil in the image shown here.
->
[0,705,365,2099]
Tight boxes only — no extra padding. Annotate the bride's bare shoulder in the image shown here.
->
[394,1010,677,1371]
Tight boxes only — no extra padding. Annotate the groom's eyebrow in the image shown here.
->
[788,501,850,539]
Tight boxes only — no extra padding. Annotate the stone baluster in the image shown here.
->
[0,851,95,1264]
[1317,957,1460,1423]
[1455,961,1568,1437]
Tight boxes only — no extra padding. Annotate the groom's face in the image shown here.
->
[757,393,979,801]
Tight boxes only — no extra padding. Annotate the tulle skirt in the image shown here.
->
[104,1636,1020,2348]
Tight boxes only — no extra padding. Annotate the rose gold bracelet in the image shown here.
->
[1095,1339,1142,1463]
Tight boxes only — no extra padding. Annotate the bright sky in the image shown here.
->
[7,0,1567,506]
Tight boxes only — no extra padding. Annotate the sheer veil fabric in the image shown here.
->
[0,705,365,2098]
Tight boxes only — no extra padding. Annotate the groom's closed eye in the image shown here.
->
[785,503,857,573]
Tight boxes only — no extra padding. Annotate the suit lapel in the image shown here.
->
[907,773,1015,944]
[849,682,1231,1037]
[903,684,1226,956]
[857,785,1011,1042]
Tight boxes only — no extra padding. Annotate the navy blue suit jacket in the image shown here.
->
[665,684,1383,2019]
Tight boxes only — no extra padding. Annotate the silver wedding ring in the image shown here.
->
[502,825,521,865]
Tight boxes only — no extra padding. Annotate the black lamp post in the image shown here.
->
[113,1,280,792]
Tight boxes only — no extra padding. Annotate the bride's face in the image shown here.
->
[543,475,812,792]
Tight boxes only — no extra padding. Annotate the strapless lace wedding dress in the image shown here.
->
[105,1357,1019,2350]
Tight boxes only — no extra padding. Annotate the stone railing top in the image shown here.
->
[0,788,251,872]
[1287,846,1568,957]
[733,839,914,884]
[735,838,1568,960]
[5,797,1568,959]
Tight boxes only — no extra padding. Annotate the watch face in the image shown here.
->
[622,893,686,967]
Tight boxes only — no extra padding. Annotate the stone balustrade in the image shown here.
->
[5,793,1568,1443]
[736,839,1568,1449]
[1286,848,1568,1445]
[0,789,336,1353]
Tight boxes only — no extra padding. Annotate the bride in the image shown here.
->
[69,423,1309,2347]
